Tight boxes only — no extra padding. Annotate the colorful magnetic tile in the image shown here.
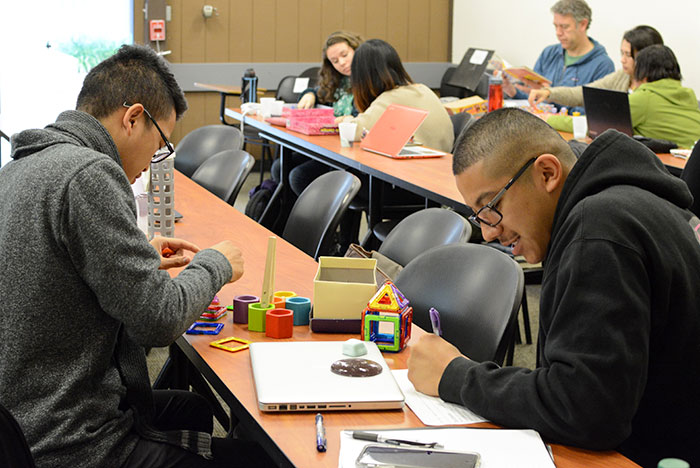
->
[363,312,401,352]
[200,306,227,321]
[209,336,252,353]
[186,322,224,335]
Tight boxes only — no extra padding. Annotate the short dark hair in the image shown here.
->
[622,25,664,59]
[351,39,412,112]
[634,44,682,83]
[452,108,576,177]
[76,44,187,124]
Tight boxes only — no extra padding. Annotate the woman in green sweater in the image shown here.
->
[629,44,700,148]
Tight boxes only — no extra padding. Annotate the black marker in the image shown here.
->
[315,413,327,452]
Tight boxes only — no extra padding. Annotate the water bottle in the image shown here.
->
[488,74,503,112]
[241,68,258,104]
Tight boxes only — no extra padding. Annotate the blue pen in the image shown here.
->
[315,413,327,452]
[429,307,442,336]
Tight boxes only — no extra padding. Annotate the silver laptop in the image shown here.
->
[250,341,405,412]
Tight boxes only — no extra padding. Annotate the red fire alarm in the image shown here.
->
[149,20,166,41]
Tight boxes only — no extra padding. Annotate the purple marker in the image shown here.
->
[315,413,326,452]
[429,307,442,336]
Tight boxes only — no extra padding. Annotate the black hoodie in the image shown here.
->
[439,130,700,467]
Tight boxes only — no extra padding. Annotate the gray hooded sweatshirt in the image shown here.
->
[0,111,231,467]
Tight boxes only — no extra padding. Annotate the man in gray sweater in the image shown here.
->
[0,45,271,467]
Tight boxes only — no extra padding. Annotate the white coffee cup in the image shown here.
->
[338,122,357,147]
[273,100,285,116]
[572,115,588,140]
[260,97,276,118]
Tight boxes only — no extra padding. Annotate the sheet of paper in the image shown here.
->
[293,77,310,93]
[392,369,488,426]
[338,427,556,468]
[469,49,489,65]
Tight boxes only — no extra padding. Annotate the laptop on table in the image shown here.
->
[360,104,447,159]
[582,86,634,138]
[250,341,405,412]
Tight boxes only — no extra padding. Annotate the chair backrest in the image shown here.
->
[191,149,255,205]
[276,75,303,103]
[449,112,475,147]
[283,171,361,259]
[395,243,524,364]
[378,208,471,267]
[681,143,700,216]
[0,402,36,468]
[173,125,244,177]
[299,67,321,89]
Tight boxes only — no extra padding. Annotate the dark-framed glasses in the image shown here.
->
[123,102,175,163]
[468,157,537,228]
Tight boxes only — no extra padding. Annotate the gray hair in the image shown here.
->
[550,0,592,29]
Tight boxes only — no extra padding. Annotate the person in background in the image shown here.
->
[339,38,453,151]
[296,30,363,117]
[272,30,363,194]
[291,38,453,251]
[529,25,664,108]
[504,0,614,103]
[408,107,700,468]
[0,45,274,468]
[629,44,700,148]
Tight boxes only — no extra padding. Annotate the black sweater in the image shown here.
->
[439,130,700,467]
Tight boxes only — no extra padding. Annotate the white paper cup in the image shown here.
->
[260,97,276,118]
[573,115,588,140]
[273,100,285,116]
[338,122,357,147]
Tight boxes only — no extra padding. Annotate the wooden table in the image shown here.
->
[171,172,640,468]
[193,83,268,127]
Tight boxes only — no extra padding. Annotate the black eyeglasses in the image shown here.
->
[123,102,175,163]
[468,157,537,228]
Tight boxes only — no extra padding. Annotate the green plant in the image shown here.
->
[58,37,124,73]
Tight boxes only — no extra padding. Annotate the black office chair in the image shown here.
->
[174,125,244,177]
[282,170,361,259]
[681,143,700,216]
[0,402,36,468]
[449,112,475,148]
[377,208,471,267]
[395,243,524,365]
[299,66,321,89]
[275,75,302,103]
[190,149,255,205]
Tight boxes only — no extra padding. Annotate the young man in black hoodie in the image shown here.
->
[407,107,700,467]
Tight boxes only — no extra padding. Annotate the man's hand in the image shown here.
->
[150,237,200,270]
[528,88,551,107]
[407,334,465,396]
[502,74,517,98]
[297,93,316,109]
[210,240,244,283]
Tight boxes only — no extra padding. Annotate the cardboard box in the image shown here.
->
[443,95,488,116]
[312,257,377,321]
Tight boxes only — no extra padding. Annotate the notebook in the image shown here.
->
[447,48,495,92]
[360,104,447,159]
[250,341,405,412]
[582,86,634,138]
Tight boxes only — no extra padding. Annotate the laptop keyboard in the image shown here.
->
[398,148,420,156]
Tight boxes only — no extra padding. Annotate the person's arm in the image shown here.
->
[61,160,237,348]
[297,87,318,109]
[434,236,651,450]
[349,95,391,140]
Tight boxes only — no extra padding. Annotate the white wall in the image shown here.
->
[452,0,700,94]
